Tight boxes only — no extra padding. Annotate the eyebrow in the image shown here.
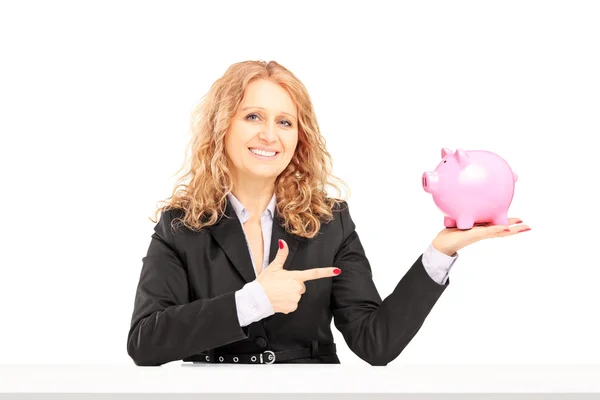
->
[241,106,297,120]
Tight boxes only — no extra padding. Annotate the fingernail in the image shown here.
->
[518,228,531,233]
[516,220,523,224]
[333,268,341,275]
[503,229,511,232]
[278,239,283,249]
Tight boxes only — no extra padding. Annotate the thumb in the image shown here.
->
[266,239,288,272]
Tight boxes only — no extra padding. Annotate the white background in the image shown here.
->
[0,0,598,367]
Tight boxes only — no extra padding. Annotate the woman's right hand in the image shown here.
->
[256,239,341,314]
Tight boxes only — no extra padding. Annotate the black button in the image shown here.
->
[255,337,267,348]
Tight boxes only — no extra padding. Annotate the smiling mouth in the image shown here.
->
[248,148,279,158]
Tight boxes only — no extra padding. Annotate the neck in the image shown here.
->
[230,178,275,223]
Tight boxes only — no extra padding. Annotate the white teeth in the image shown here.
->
[250,148,276,157]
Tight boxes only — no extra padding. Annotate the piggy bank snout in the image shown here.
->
[422,172,436,193]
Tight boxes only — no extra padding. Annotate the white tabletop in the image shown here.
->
[1,364,599,394]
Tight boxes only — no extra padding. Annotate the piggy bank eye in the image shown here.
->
[443,160,447,163]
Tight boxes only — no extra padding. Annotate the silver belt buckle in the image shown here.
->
[262,350,276,364]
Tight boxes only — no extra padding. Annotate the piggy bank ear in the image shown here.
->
[441,148,452,158]
[455,148,469,163]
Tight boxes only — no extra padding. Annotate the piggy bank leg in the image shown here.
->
[491,213,509,226]
[456,216,475,230]
[444,216,457,228]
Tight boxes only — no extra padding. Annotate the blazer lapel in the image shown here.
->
[209,200,255,283]
[209,197,300,283]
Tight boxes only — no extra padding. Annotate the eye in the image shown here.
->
[443,160,447,163]
[245,113,292,127]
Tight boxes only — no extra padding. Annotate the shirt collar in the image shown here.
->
[226,191,276,223]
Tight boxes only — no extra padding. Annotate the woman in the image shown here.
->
[127,60,530,367]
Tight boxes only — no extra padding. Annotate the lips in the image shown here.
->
[248,147,279,154]
[248,147,279,157]
[248,148,279,160]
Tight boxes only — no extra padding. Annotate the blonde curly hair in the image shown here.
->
[150,60,350,239]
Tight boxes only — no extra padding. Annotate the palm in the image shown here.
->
[432,217,530,256]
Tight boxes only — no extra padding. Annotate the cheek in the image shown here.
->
[225,123,246,141]
[225,129,246,151]
[223,133,242,161]
[283,133,299,151]
[223,137,234,158]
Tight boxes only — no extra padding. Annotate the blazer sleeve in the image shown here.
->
[330,202,449,366]
[126,209,249,366]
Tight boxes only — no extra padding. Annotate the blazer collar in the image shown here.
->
[226,192,276,224]
[208,196,300,283]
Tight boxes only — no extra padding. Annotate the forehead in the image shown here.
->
[240,79,297,116]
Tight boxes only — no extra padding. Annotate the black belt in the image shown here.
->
[193,341,336,365]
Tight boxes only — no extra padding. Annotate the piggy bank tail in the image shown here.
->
[513,173,518,183]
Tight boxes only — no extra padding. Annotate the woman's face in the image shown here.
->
[224,79,299,185]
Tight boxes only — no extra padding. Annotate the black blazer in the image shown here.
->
[127,199,449,366]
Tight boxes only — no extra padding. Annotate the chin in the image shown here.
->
[246,169,278,179]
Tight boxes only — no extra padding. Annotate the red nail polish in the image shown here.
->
[278,240,283,249]
[518,228,531,232]
[516,220,523,224]
[333,268,341,275]
[503,229,510,232]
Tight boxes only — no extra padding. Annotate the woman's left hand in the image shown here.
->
[432,218,531,256]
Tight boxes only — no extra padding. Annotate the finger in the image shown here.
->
[499,223,531,234]
[292,267,341,282]
[475,218,523,227]
[489,223,531,236]
[267,239,288,271]
[469,218,526,238]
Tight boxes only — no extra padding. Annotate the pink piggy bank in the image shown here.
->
[422,148,518,230]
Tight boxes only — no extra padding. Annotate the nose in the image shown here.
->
[258,122,278,141]
[422,172,430,193]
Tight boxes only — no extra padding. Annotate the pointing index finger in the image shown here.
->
[292,267,341,282]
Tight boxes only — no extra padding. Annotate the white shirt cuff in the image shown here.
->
[234,280,275,327]
[422,242,458,285]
